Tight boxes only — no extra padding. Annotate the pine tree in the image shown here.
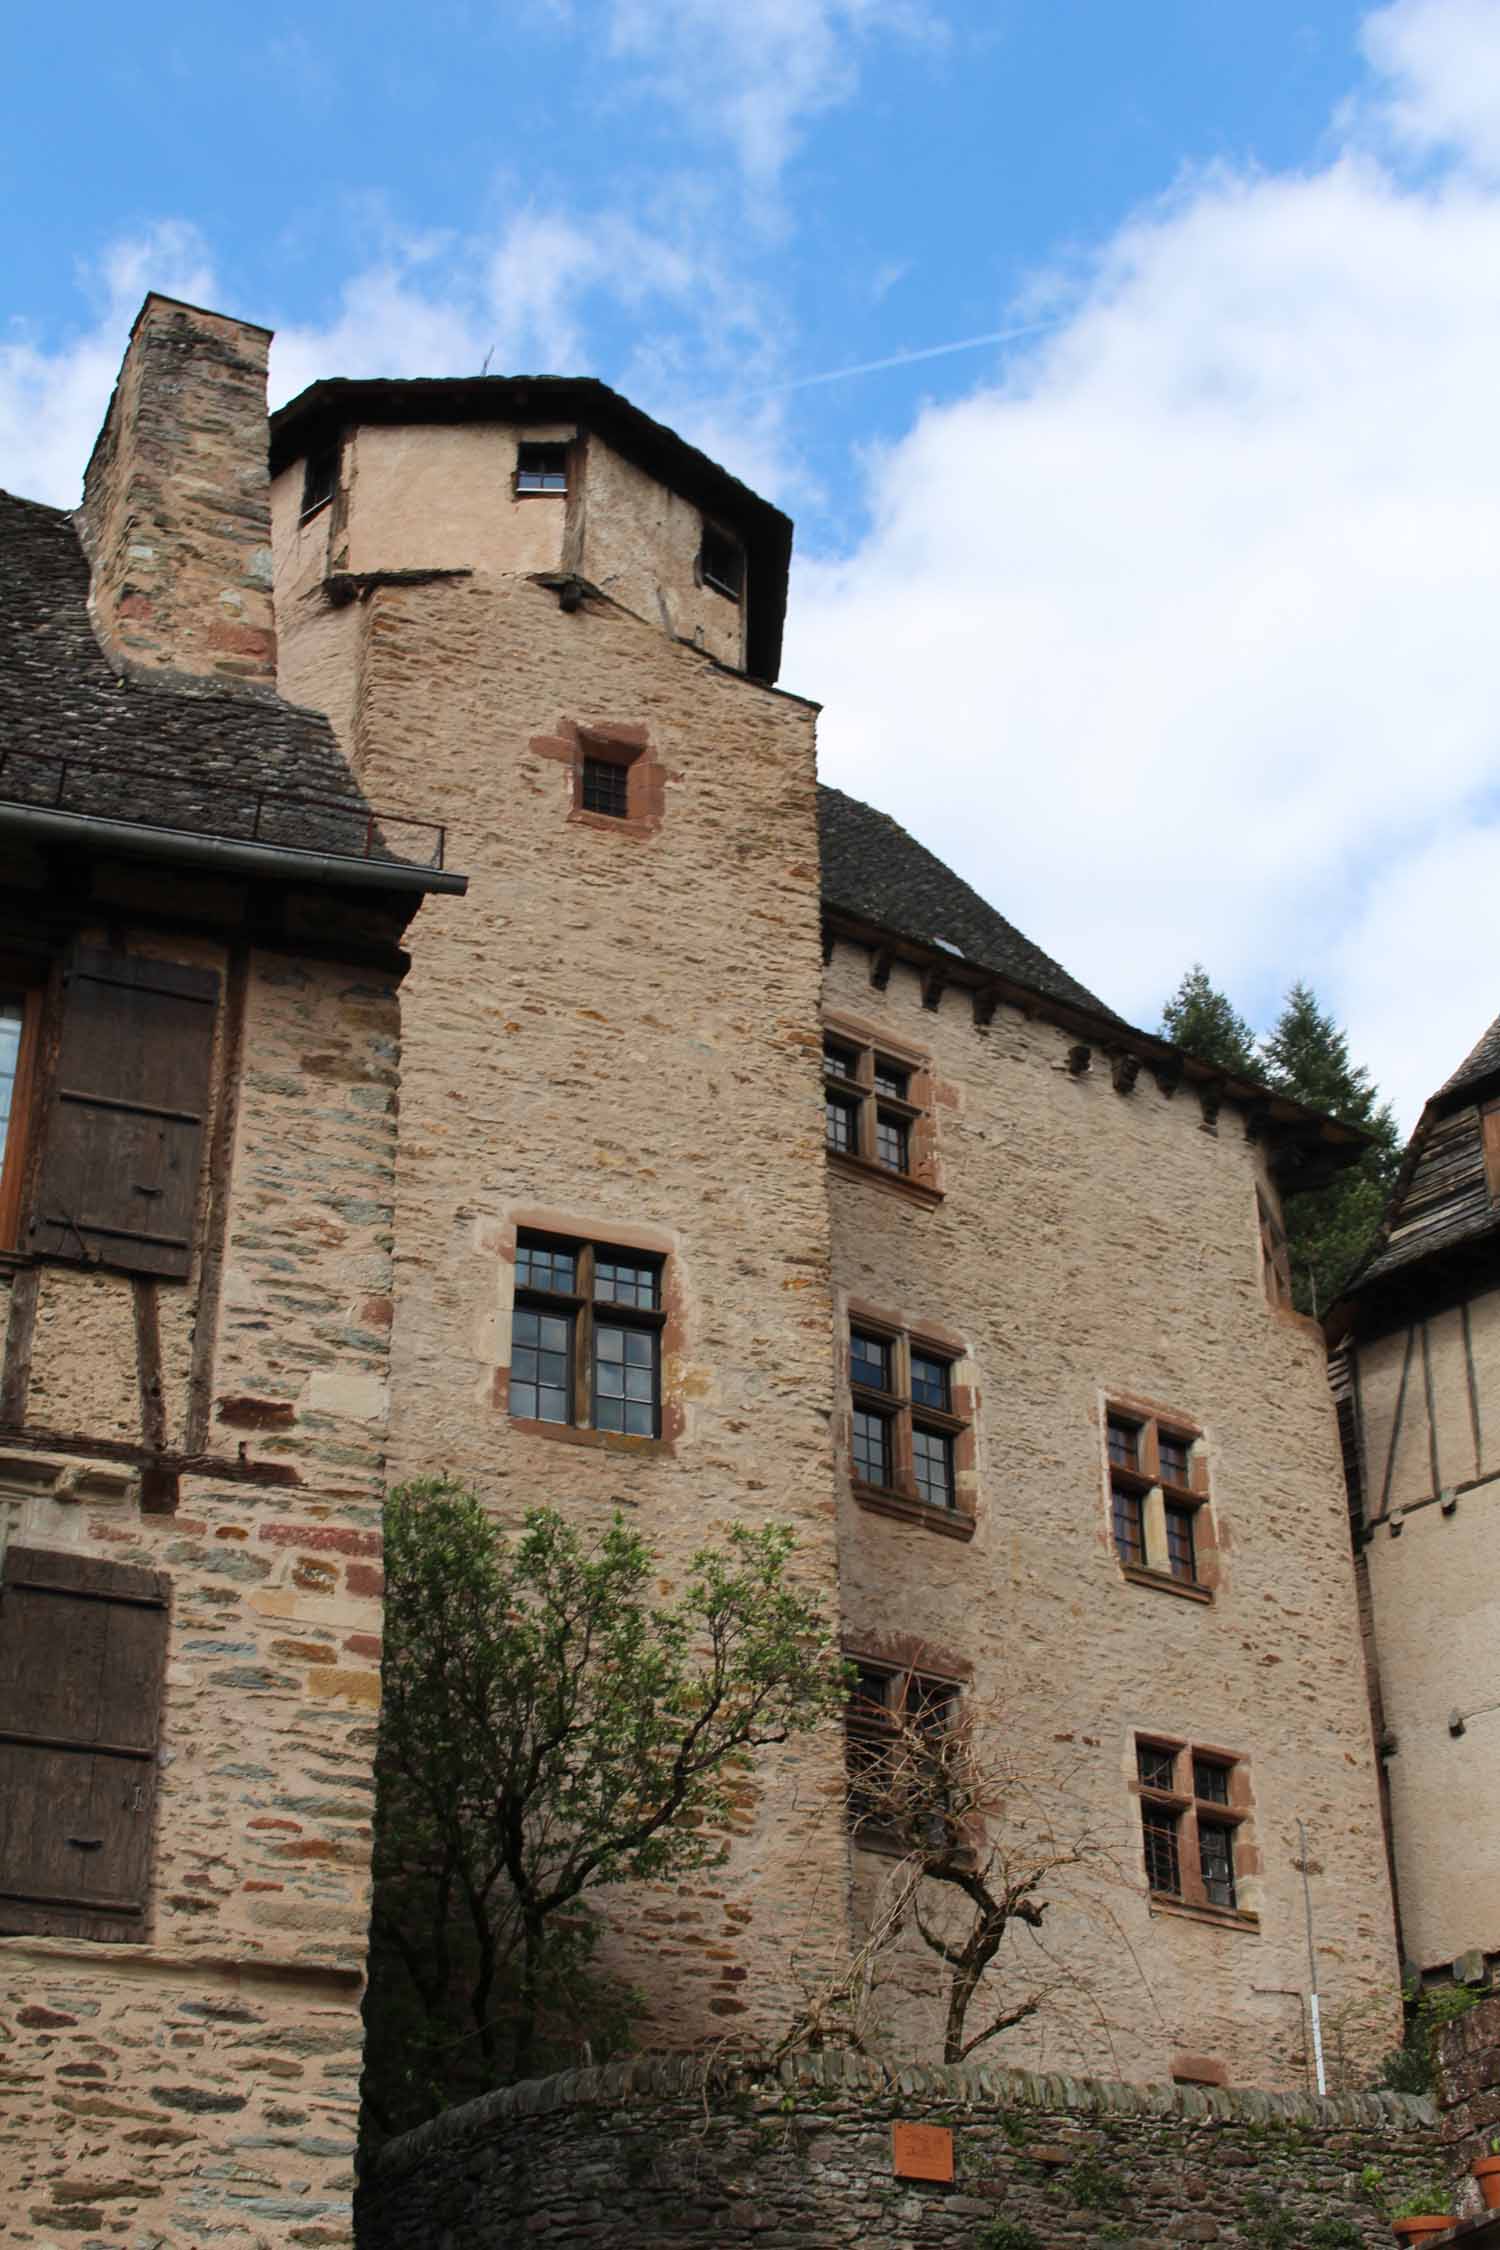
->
[1159,964,1259,1076]
[1261,982,1402,1316]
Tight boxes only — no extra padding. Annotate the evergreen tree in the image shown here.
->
[1261,982,1402,1317]
[1159,964,1259,1076]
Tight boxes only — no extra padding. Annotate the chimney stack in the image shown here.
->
[77,294,278,689]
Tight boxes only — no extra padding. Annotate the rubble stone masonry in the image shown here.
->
[0,940,402,2246]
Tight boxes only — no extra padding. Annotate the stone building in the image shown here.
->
[1328,1017,1500,1991]
[0,297,461,2243]
[0,291,1408,2242]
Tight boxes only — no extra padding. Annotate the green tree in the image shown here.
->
[1261,982,1402,1316]
[1159,964,1259,1076]
[363,1481,846,2135]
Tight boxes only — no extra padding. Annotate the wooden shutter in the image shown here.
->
[31,948,220,1279]
[0,1544,168,1941]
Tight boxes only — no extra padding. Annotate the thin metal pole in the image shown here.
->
[1299,1818,1327,2096]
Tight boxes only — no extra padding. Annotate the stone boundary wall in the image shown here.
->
[357,2050,1438,2249]
[1438,1993,1500,2222]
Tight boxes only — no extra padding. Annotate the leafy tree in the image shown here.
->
[363,1481,846,2136]
[1159,963,1259,1077]
[1262,982,1402,1316]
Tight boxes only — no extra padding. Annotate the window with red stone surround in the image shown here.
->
[846,1310,975,1538]
[1132,1735,1258,1928]
[845,1658,961,1853]
[1103,1395,1217,1600]
[500,1217,681,1455]
[823,1018,939,1201]
[530,718,668,838]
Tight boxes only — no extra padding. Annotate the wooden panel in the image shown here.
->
[0,1543,167,1938]
[31,948,219,1279]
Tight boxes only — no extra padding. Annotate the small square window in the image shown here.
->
[1137,1741,1178,1792]
[699,522,745,601]
[581,755,630,819]
[1107,1417,1141,1471]
[910,1351,950,1411]
[851,1331,892,1394]
[1192,1756,1230,1806]
[824,1040,858,1082]
[873,1059,909,1101]
[517,441,568,493]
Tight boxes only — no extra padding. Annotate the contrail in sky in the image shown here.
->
[701,319,1062,407]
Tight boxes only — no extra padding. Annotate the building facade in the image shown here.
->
[1329,1018,1500,1991]
[0,298,460,2246]
[0,291,1410,2243]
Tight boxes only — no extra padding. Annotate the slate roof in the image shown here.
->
[1339,1014,1500,1307]
[0,489,451,882]
[817,785,1114,1017]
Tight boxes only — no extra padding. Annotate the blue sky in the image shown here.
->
[5,0,1500,1127]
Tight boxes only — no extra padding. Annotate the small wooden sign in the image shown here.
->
[892,2121,954,2183]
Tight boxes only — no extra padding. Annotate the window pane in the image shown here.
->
[511,1306,571,1423]
[1112,1484,1145,1567]
[1159,1433,1192,1486]
[1142,1803,1181,1895]
[910,1352,950,1410]
[913,1426,954,1508]
[1137,1742,1177,1791]
[594,1323,656,1435]
[595,1257,658,1308]
[824,1040,857,1081]
[1193,1757,1230,1806]
[581,755,630,819]
[852,1408,892,1487]
[875,1110,909,1173]
[851,1665,891,1716]
[1199,1820,1237,1907]
[1166,1505,1197,1583]
[517,1240,576,1294]
[850,1331,891,1392]
[907,1675,955,1733]
[825,1092,857,1154]
[517,442,568,492]
[1107,1417,1140,1470]
[0,998,22,1168]
[873,1059,909,1101]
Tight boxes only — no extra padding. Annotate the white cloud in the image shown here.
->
[786,10,1500,1132]
[0,222,217,509]
[606,0,942,192]
[1359,0,1500,175]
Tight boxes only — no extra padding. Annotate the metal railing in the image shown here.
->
[0,744,446,871]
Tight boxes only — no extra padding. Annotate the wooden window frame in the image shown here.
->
[509,1230,666,1443]
[1104,1397,1216,1600]
[823,1020,939,1201]
[0,959,46,1257]
[848,1314,975,1539]
[1131,1735,1256,1928]
[515,440,570,496]
[698,520,745,602]
[845,1659,961,1855]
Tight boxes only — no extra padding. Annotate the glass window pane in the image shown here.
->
[1112,1484,1144,1567]
[910,1352,950,1410]
[624,1329,654,1363]
[825,1092,857,1154]
[625,1365,653,1400]
[875,1111,909,1174]
[1107,1418,1140,1470]
[517,1240,576,1294]
[824,1041,857,1081]
[913,1427,954,1507]
[1137,1742,1177,1791]
[624,1399,654,1435]
[595,1258,658,1309]
[1166,1505,1197,1583]
[1159,1433,1192,1485]
[596,1327,624,1360]
[850,1332,890,1392]
[1199,1821,1236,1907]
[539,1315,570,1354]
[1193,1758,1230,1806]
[597,1361,625,1396]
[594,1326,656,1436]
[596,1393,625,1431]
[873,1060,908,1101]
[581,756,629,819]
[1142,1804,1181,1895]
[852,1408,891,1486]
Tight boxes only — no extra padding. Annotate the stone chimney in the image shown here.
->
[77,293,278,688]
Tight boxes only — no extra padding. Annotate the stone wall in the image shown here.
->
[1437,1992,1500,2223]
[823,937,1401,2089]
[356,2049,1439,2250]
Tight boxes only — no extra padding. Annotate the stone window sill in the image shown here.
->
[1121,1565,1213,1605]
[828,1151,943,1208]
[1149,1894,1260,1934]
[509,1416,668,1459]
[852,1483,975,1541]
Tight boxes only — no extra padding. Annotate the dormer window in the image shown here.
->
[300,442,340,520]
[516,442,569,494]
[699,522,745,602]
